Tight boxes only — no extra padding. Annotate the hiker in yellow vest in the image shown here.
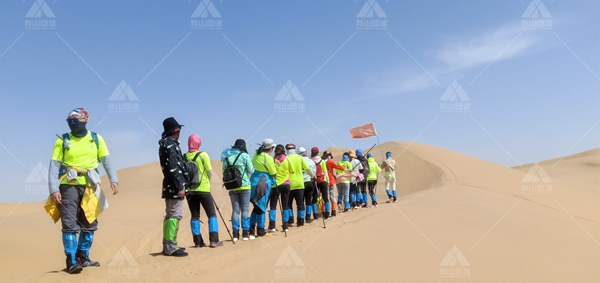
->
[285,144,312,227]
[366,153,381,207]
[48,108,119,274]
[269,144,293,232]
[184,134,222,248]
[336,153,353,212]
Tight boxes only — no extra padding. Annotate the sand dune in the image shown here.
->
[0,141,598,282]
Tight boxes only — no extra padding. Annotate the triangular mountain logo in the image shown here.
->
[192,0,221,18]
[25,162,48,183]
[25,0,55,18]
[440,246,470,267]
[275,80,304,102]
[357,0,387,18]
[108,80,138,101]
[108,246,138,267]
[522,162,552,183]
[440,80,470,101]
[274,246,304,267]
[522,0,551,18]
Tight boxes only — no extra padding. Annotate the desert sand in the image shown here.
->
[0,141,598,282]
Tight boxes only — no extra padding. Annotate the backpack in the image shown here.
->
[357,156,370,179]
[184,152,204,189]
[315,160,326,183]
[223,153,244,190]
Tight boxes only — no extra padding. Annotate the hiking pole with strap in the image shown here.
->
[212,199,235,245]
[278,192,287,237]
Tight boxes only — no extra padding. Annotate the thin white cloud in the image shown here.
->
[434,25,540,71]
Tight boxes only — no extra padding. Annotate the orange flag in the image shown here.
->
[349,123,377,139]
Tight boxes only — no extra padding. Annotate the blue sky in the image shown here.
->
[0,0,598,202]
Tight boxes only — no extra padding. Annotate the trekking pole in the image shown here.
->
[278,193,288,237]
[315,181,326,229]
[212,199,235,245]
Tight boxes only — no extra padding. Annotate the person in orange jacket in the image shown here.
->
[321,151,346,217]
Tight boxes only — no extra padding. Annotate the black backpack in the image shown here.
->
[223,153,244,190]
[184,152,204,189]
[358,156,370,179]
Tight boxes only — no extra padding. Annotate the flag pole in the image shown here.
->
[372,123,386,161]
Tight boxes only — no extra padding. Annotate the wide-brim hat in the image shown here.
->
[348,150,357,158]
[162,117,184,137]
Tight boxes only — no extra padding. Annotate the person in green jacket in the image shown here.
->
[336,153,353,212]
[366,153,382,206]
[221,139,255,241]
[249,139,277,237]
[185,134,222,248]
[269,144,293,232]
[285,144,311,227]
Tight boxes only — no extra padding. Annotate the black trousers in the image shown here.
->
[186,192,218,243]
[367,180,377,195]
[304,181,317,207]
[317,181,329,203]
[289,189,305,212]
[269,184,290,212]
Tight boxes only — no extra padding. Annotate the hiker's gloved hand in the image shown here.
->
[110,182,119,195]
[51,192,62,204]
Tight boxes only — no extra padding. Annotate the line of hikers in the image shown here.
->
[158,117,398,257]
[47,111,398,274]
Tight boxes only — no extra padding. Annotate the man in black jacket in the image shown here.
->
[159,117,188,257]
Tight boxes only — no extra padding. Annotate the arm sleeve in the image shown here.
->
[100,155,119,183]
[328,159,345,171]
[244,153,254,176]
[48,160,61,195]
[202,152,212,180]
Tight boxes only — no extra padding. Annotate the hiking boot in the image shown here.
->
[268,221,276,231]
[373,201,378,207]
[282,222,288,232]
[331,210,337,217]
[323,212,330,220]
[209,241,224,248]
[166,249,188,257]
[386,198,392,203]
[343,209,349,213]
[76,251,100,267]
[393,198,398,203]
[305,214,312,224]
[249,225,256,237]
[232,230,239,242]
[242,230,255,241]
[67,263,83,274]
[296,217,305,227]
[314,213,321,220]
[287,218,294,225]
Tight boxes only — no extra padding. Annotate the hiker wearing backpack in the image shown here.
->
[249,139,277,237]
[298,147,317,223]
[335,153,353,212]
[310,147,332,219]
[269,144,293,232]
[366,153,382,207]
[348,150,363,209]
[184,134,222,248]
[158,117,188,257]
[380,151,398,203]
[355,149,371,208]
[221,139,255,241]
[321,151,346,217]
[285,144,312,227]
[47,108,119,274]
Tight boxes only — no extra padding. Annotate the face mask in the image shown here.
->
[342,155,349,161]
[69,122,88,137]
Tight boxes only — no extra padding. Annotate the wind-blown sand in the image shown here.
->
[0,142,598,282]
